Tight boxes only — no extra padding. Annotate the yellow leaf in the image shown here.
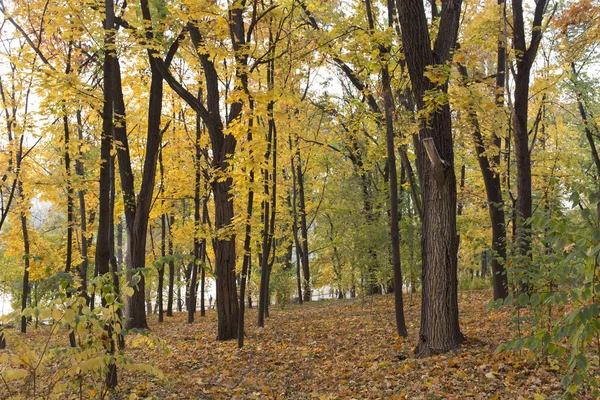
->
[1,368,29,382]
[51,308,62,321]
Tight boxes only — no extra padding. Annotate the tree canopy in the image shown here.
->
[1,0,600,398]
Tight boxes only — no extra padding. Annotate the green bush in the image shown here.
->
[488,207,600,399]
[0,272,167,399]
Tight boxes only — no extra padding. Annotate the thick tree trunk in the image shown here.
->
[213,179,239,340]
[396,0,464,356]
[513,70,533,262]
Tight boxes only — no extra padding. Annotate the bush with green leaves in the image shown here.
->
[489,205,600,399]
[0,272,167,400]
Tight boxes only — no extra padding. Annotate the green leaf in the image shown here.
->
[518,293,529,307]
[589,243,600,257]
[530,293,541,307]
[494,298,503,308]
[131,274,141,287]
[576,354,587,371]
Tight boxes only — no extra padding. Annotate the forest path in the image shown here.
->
[117,290,562,399]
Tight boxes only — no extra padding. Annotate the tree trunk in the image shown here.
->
[365,0,407,335]
[177,278,183,312]
[190,116,202,324]
[381,39,407,337]
[457,62,509,300]
[159,214,166,323]
[511,0,549,293]
[20,206,30,334]
[395,0,464,356]
[166,215,175,316]
[122,0,186,330]
[109,154,125,349]
[513,68,533,263]
[259,68,277,326]
[295,143,311,301]
[200,209,206,318]
[213,179,239,339]
[238,99,255,347]
[290,135,303,305]
[62,107,77,347]
[248,260,253,309]
[99,1,117,386]
[75,110,89,303]
[157,147,167,323]
[154,11,244,340]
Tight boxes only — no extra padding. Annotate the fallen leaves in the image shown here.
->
[1,291,568,399]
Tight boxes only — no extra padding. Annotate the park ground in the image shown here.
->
[4,290,570,399]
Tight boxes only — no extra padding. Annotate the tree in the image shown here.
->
[510,0,550,288]
[396,0,464,356]
[112,0,185,330]
[364,0,407,336]
[147,2,257,340]
[96,0,118,387]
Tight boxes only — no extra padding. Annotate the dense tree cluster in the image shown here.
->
[0,0,599,396]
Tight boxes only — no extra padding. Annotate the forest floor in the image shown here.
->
[3,290,569,399]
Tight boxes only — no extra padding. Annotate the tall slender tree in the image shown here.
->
[511,0,550,288]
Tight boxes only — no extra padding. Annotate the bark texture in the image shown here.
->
[396,0,464,356]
